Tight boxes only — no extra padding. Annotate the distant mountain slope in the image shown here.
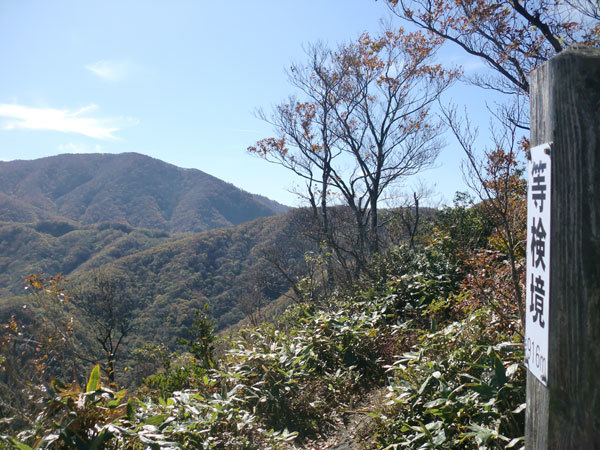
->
[88,211,310,344]
[0,153,288,232]
[0,210,312,351]
[0,220,174,296]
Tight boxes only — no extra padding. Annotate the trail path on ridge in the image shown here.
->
[300,387,389,450]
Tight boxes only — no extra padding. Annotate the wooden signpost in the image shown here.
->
[527,45,600,448]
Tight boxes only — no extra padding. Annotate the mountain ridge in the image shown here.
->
[0,152,289,233]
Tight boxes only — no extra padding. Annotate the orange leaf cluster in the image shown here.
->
[248,137,287,158]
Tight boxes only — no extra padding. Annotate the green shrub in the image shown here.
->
[373,308,525,449]
[3,365,131,449]
[2,243,524,449]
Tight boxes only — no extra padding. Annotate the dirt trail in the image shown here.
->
[300,387,389,450]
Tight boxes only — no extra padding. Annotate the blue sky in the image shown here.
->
[0,1,498,206]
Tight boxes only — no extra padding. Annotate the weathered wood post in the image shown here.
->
[527,45,600,449]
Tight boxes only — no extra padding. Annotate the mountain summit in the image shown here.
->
[0,153,288,232]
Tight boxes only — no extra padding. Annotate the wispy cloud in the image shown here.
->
[85,59,134,82]
[0,103,136,140]
[58,142,103,154]
[438,52,486,73]
[461,56,486,73]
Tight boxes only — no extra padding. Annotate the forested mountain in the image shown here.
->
[0,153,288,233]
[0,209,312,344]
[0,153,306,385]
[72,211,310,340]
[0,220,173,296]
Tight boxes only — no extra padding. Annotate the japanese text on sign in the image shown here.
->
[526,143,551,385]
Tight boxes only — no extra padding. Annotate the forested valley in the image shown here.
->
[1,0,598,448]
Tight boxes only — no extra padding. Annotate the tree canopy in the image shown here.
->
[250,29,457,276]
[385,0,600,97]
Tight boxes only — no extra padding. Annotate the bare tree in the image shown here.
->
[441,103,527,325]
[399,192,422,249]
[378,0,596,320]
[250,29,456,280]
[238,266,280,327]
[72,270,135,384]
[565,0,600,21]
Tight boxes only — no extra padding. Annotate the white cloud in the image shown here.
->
[438,52,486,73]
[57,142,103,154]
[0,103,136,140]
[85,59,133,82]
[461,56,487,73]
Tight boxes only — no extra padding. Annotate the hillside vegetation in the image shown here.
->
[0,153,300,377]
[0,148,527,450]
[86,210,310,340]
[0,210,313,387]
[0,221,172,296]
[0,198,526,448]
[0,154,528,448]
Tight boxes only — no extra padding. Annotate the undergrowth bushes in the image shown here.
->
[1,245,525,449]
[374,308,525,449]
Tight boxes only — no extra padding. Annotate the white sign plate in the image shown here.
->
[525,142,551,385]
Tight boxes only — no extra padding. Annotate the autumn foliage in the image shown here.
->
[250,29,458,278]
[385,0,600,95]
